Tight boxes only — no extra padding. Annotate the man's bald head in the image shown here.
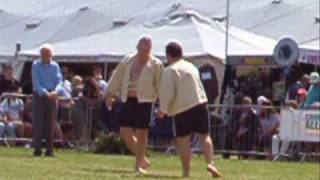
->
[137,35,152,58]
[40,43,54,63]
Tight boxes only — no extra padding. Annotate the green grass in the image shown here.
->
[0,147,319,180]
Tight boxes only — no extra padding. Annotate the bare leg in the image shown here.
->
[135,129,149,174]
[198,133,223,178]
[14,122,24,138]
[120,127,136,151]
[175,135,192,178]
[23,122,32,138]
[120,127,149,169]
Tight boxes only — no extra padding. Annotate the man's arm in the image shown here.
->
[53,63,63,94]
[32,63,48,96]
[155,61,164,94]
[159,69,176,115]
[104,56,129,109]
[106,58,127,97]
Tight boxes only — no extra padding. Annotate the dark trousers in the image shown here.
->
[32,94,57,153]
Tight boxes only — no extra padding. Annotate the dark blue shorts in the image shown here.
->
[119,98,153,129]
[173,103,210,137]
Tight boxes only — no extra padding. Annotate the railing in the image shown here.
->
[0,93,102,149]
[0,93,319,161]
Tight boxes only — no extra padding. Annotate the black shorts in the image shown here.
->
[173,103,210,137]
[119,98,153,129]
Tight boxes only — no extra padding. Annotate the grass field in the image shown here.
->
[0,147,319,180]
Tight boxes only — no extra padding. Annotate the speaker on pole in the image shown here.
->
[273,37,299,67]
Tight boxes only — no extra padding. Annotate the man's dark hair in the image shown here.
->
[166,42,183,58]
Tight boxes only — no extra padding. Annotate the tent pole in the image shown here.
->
[104,62,108,81]
[220,0,231,106]
[225,0,230,65]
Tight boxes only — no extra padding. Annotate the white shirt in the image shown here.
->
[1,98,24,120]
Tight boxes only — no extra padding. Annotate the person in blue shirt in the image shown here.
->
[306,72,320,107]
[32,43,62,157]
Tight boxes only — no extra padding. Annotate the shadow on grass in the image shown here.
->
[81,167,182,179]
[0,152,36,159]
[0,150,61,160]
[136,173,182,179]
[82,167,132,174]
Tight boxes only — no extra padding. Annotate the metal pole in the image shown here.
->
[104,62,108,80]
[225,0,230,65]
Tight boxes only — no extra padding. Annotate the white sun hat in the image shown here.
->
[309,72,320,84]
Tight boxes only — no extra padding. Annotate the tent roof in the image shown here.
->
[0,0,318,56]
[19,11,276,63]
[0,7,113,55]
[300,39,320,51]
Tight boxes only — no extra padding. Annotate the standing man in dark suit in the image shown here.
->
[199,64,219,104]
[32,44,62,157]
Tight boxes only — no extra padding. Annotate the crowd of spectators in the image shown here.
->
[1,63,319,160]
[222,70,320,160]
[0,64,109,146]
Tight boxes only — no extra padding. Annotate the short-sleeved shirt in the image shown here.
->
[306,85,320,106]
[1,98,24,120]
[287,82,304,100]
[260,113,280,133]
[97,79,108,95]
[56,82,72,99]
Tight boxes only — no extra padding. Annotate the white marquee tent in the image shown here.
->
[17,11,279,103]
[0,0,318,57]
[19,11,277,62]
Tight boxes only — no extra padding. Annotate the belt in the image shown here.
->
[33,89,54,96]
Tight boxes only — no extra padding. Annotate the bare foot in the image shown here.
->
[135,167,148,175]
[140,157,150,169]
[207,164,223,178]
[182,174,190,179]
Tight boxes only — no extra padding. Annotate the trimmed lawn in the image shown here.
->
[0,147,319,180]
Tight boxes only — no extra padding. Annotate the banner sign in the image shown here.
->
[227,56,276,66]
[280,109,320,142]
[244,57,266,65]
[299,48,320,66]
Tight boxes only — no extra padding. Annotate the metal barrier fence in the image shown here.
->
[0,93,319,161]
[208,104,319,161]
[0,93,102,149]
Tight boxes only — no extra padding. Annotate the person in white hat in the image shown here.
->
[257,96,268,106]
[306,72,320,106]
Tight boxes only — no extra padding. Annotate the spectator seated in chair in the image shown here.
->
[0,87,24,145]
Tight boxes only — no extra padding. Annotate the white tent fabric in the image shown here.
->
[300,39,320,51]
[0,0,319,42]
[0,11,22,27]
[0,0,319,56]
[17,10,276,99]
[228,0,319,44]
[0,7,113,56]
[18,11,276,62]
